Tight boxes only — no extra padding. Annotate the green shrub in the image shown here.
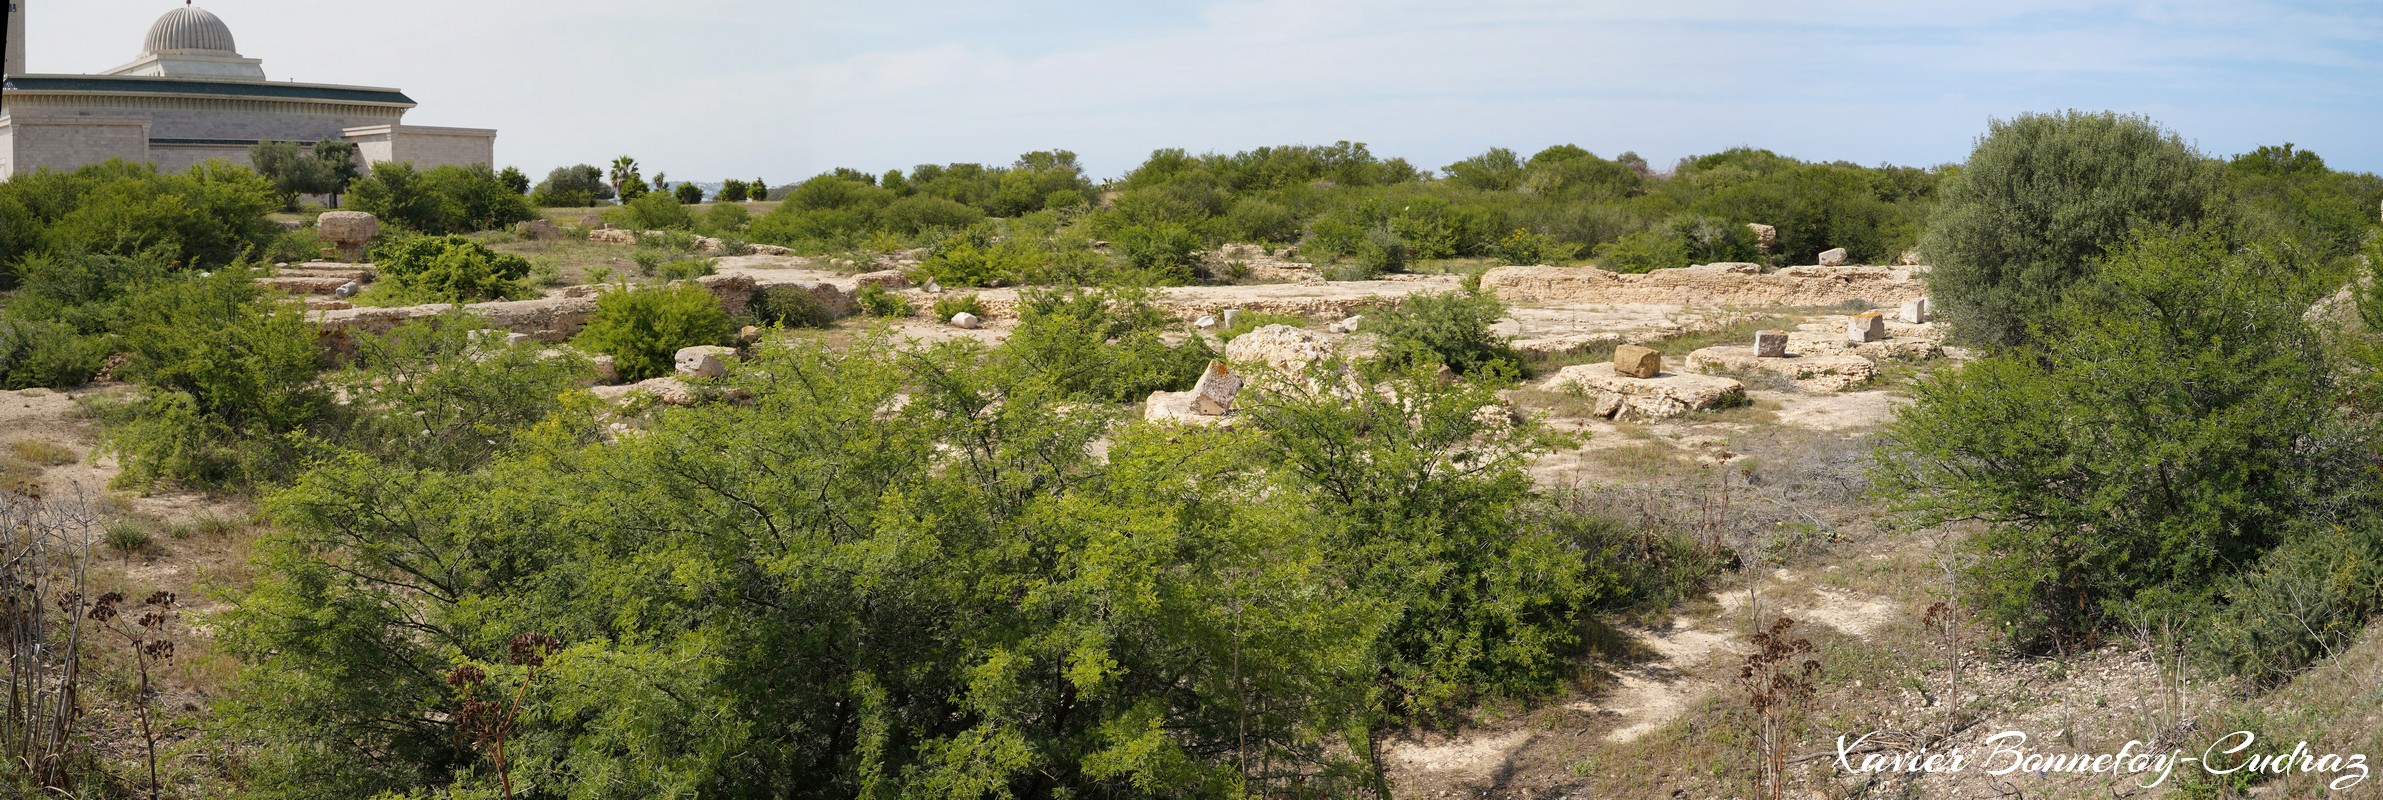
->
[2196,521,2383,684]
[1113,222,1201,282]
[1355,227,1409,275]
[348,162,536,234]
[880,195,985,235]
[0,317,112,389]
[357,235,534,306]
[998,286,1210,402]
[102,268,328,490]
[103,521,155,561]
[572,283,735,382]
[616,191,695,231]
[1593,227,1691,273]
[749,285,838,329]
[855,283,913,318]
[1872,230,2355,650]
[931,294,986,321]
[703,201,751,234]
[914,238,1038,288]
[1921,111,2218,349]
[1493,228,1579,265]
[658,258,716,281]
[717,179,750,203]
[1359,291,1518,376]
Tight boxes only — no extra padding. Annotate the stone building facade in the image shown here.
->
[0,3,495,180]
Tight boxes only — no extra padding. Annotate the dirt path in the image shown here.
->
[1386,570,1905,790]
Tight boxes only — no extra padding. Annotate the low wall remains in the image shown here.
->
[1480,263,1928,308]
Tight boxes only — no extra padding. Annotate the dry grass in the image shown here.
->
[10,439,79,466]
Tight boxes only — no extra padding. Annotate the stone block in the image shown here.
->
[1848,313,1886,342]
[589,228,637,245]
[1817,247,1850,266]
[951,312,982,329]
[317,211,379,245]
[1899,298,1929,324]
[1548,363,1747,421]
[515,219,563,241]
[674,345,735,378]
[1222,309,1242,330]
[1755,330,1789,358]
[1613,344,1663,378]
[1188,361,1243,415]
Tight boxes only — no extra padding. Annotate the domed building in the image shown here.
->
[0,2,496,179]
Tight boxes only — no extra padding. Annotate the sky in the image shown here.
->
[22,1,2383,183]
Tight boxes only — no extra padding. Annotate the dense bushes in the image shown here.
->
[1921,111,2218,349]
[571,283,735,381]
[347,162,537,235]
[1874,229,2373,658]
[998,286,1210,402]
[218,326,1633,798]
[98,268,328,490]
[1360,290,1519,376]
[0,159,276,286]
[356,235,536,306]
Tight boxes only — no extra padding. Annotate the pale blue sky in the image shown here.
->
[25,1,2383,182]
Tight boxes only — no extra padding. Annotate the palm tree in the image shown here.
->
[608,156,639,203]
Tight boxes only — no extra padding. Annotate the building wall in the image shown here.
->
[0,114,150,179]
[343,124,496,170]
[4,93,404,144]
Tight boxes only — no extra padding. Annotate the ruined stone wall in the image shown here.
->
[1479,263,1928,308]
[309,274,850,361]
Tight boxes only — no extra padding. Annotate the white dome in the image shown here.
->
[144,6,238,55]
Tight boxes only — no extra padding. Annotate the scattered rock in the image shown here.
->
[1817,247,1850,267]
[1747,223,1778,252]
[748,244,794,257]
[737,325,762,342]
[1194,316,1218,329]
[1613,344,1663,379]
[1327,315,1364,334]
[1898,298,1929,325]
[336,280,360,299]
[1847,313,1886,343]
[589,354,618,384]
[1222,308,1242,330]
[1548,364,1747,420]
[589,228,638,245]
[1144,390,1234,426]
[674,345,735,378]
[1897,250,1922,267]
[1223,324,1334,375]
[854,270,910,289]
[1188,361,1243,415]
[515,219,564,241]
[1686,346,1879,392]
[950,312,982,330]
[1755,330,1789,358]
[631,377,699,406]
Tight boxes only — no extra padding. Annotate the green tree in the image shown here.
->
[608,156,643,203]
[1919,111,2218,349]
[529,164,614,208]
[717,179,749,203]
[1872,229,2356,648]
[496,165,531,195]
